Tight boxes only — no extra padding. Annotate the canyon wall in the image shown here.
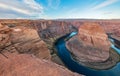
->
[0,19,120,74]
[34,20,77,50]
[0,20,82,76]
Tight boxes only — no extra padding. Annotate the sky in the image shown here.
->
[0,0,120,19]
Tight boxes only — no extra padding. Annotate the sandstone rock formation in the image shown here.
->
[78,22,111,51]
[99,22,120,38]
[35,21,77,50]
[0,23,12,52]
[63,19,120,39]
[0,53,82,76]
[33,21,77,65]
[11,26,51,60]
[1,19,120,72]
[67,22,110,62]
[0,19,84,76]
[0,23,51,60]
[66,22,119,69]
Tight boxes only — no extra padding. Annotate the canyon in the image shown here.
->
[0,19,120,76]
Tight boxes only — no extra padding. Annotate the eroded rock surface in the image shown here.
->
[0,23,12,51]
[35,21,77,49]
[0,53,83,76]
[11,26,51,60]
[99,22,120,38]
[66,22,119,69]
[63,20,120,39]
[67,22,110,62]
[0,23,51,60]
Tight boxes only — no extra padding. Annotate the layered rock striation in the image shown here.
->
[35,21,77,50]
[0,21,84,76]
[66,22,119,69]
[0,23,51,60]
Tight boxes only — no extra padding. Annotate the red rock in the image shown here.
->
[10,26,51,60]
[35,21,77,49]
[78,22,110,50]
[63,19,120,38]
[66,22,111,62]
[0,53,82,76]
[0,23,51,60]
[0,23,11,50]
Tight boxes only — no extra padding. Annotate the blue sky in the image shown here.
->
[0,0,120,19]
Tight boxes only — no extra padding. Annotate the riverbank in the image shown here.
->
[53,31,120,70]
[55,32,120,76]
[66,33,120,70]
[76,48,120,70]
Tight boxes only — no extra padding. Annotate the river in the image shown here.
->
[55,32,120,76]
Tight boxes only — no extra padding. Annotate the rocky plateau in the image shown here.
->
[0,19,120,75]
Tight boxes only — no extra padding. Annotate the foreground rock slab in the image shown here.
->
[0,53,83,76]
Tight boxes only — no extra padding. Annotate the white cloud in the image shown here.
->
[23,0,43,11]
[47,0,60,9]
[0,0,43,19]
[93,0,119,10]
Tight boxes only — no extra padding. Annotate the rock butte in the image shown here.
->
[67,22,110,62]
[78,22,110,51]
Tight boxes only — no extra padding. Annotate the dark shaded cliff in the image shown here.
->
[34,21,77,50]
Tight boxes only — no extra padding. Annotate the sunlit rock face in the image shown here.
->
[0,53,82,76]
[10,26,51,60]
[63,20,120,39]
[0,23,51,60]
[66,22,111,62]
[78,22,111,51]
